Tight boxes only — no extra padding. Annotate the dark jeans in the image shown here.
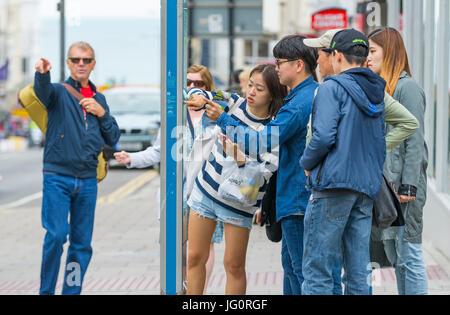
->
[39,173,97,295]
[281,215,343,295]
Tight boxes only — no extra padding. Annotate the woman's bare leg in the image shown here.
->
[223,223,251,295]
[186,209,217,295]
[203,243,216,294]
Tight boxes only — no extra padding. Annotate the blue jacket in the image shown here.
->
[300,68,386,200]
[34,72,120,179]
[216,75,319,220]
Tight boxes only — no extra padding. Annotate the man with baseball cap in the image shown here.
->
[300,29,387,295]
[322,28,370,54]
[302,30,420,295]
[301,30,419,295]
[304,30,419,153]
[304,29,342,80]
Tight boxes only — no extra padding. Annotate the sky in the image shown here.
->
[37,0,162,85]
[39,0,160,19]
[34,0,450,87]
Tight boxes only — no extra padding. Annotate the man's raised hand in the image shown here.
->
[35,58,52,74]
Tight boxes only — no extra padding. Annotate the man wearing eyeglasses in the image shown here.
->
[33,41,120,295]
[199,35,319,295]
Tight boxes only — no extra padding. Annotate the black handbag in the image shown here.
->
[372,172,405,229]
[260,172,282,242]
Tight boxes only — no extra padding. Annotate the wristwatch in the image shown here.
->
[398,184,417,197]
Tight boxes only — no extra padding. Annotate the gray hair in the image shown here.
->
[67,41,95,59]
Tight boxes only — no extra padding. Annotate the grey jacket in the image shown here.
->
[384,72,428,243]
[371,72,428,267]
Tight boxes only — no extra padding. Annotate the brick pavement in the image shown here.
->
[1,175,449,295]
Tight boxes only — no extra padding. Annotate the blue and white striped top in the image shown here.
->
[187,88,279,218]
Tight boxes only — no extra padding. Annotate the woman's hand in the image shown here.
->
[184,94,208,111]
[221,134,246,166]
[114,151,131,165]
[255,210,262,226]
[398,195,416,203]
[205,99,224,121]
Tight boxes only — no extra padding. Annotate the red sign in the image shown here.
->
[311,8,348,31]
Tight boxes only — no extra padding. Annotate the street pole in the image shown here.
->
[57,0,65,82]
[229,0,234,87]
[160,0,185,295]
[187,0,193,66]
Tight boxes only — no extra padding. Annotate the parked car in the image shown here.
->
[102,86,161,162]
[28,121,45,147]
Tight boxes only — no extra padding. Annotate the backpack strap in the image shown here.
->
[61,83,84,101]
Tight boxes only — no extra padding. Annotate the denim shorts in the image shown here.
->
[211,221,224,243]
[185,203,224,244]
[188,183,253,230]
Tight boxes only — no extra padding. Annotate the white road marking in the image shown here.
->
[0,170,158,211]
[0,192,43,210]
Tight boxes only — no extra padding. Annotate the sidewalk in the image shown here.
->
[0,176,449,295]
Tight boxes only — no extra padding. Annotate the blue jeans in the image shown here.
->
[281,216,304,295]
[281,215,343,295]
[40,173,98,295]
[383,207,428,295]
[331,263,343,295]
[302,192,373,295]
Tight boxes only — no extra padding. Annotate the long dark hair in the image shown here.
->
[250,64,288,118]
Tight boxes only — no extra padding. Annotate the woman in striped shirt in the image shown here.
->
[185,64,287,295]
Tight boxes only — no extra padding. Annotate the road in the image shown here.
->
[0,148,151,209]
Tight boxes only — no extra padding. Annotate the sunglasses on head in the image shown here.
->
[69,57,94,64]
[368,27,396,39]
[187,79,206,88]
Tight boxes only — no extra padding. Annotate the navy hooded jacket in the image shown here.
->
[34,72,120,179]
[300,68,386,200]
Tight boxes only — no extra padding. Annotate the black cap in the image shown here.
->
[322,29,369,57]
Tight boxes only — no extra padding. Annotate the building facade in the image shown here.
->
[0,0,40,111]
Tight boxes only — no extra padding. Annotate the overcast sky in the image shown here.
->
[39,0,160,19]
